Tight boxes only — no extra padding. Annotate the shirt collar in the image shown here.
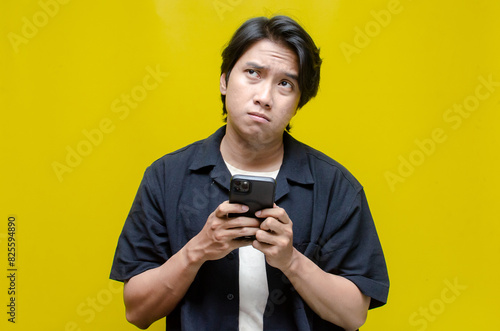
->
[189,126,315,199]
[275,131,314,200]
[189,126,226,172]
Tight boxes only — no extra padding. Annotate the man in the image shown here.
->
[110,15,389,331]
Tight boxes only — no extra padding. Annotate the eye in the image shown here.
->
[246,69,259,78]
[279,80,293,89]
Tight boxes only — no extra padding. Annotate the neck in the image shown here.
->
[220,130,284,172]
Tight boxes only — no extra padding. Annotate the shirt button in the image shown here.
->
[227,293,234,300]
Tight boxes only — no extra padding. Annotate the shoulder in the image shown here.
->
[151,139,204,168]
[148,126,225,174]
[307,144,362,190]
[285,134,363,193]
[142,138,205,187]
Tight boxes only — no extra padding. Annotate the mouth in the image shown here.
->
[248,112,270,123]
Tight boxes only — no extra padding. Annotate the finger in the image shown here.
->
[252,238,268,251]
[233,238,255,248]
[225,217,261,230]
[255,206,290,224]
[216,201,249,218]
[254,228,289,248]
[260,217,284,234]
[259,218,271,231]
[254,229,274,245]
[227,226,260,241]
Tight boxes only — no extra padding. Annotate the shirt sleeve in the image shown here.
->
[317,189,389,309]
[110,166,170,282]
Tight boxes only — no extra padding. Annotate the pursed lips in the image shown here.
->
[248,112,270,122]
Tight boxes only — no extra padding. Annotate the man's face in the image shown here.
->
[220,39,301,145]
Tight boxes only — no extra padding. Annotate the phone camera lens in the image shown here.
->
[234,180,250,192]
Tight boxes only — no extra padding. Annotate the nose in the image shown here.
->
[254,81,273,109]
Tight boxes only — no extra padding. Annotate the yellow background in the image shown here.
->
[1,0,499,330]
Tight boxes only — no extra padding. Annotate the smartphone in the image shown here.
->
[228,174,276,219]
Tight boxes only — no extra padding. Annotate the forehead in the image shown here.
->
[237,39,299,73]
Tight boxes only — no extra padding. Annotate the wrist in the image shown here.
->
[281,248,301,277]
[182,239,206,269]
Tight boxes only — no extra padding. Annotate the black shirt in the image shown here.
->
[110,126,389,330]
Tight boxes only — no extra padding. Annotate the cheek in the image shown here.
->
[279,99,299,119]
[274,109,295,129]
[226,90,242,111]
[226,78,247,104]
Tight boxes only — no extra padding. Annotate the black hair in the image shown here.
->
[220,15,322,128]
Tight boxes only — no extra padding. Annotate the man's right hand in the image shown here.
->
[186,200,262,264]
[123,200,261,329]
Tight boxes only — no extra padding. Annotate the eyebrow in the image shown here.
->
[245,61,299,82]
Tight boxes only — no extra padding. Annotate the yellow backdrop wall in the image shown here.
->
[1,0,499,330]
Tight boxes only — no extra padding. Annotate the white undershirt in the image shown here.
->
[225,161,279,331]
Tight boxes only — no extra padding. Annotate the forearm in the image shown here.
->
[122,203,260,329]
[282,248,370,330]
[123,244,204,329]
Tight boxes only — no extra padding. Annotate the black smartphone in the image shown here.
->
[228,174,276,219]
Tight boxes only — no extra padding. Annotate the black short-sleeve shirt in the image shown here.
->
[110,126,389,330]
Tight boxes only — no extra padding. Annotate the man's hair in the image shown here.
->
[220,15,322,122]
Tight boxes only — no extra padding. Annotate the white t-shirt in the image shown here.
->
[225,162,279,331]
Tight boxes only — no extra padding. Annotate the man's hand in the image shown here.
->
[123,200,262,329]
[187,201,262,264]
[252,205,370,330]
[252,204,294,271]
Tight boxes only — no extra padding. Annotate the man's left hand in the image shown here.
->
[253,204,294,271]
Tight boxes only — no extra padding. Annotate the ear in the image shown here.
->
[220,73,227,95]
